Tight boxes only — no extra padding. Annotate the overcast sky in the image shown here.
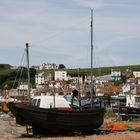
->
[0,0,140,68]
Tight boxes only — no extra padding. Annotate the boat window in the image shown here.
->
[32,99,37,106]
[37,99,41,107]
[135,97,140,103]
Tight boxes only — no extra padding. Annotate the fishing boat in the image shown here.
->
[113,94,140,120]
[9,10,106,134]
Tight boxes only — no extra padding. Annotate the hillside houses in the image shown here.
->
[34,70,119,96]
[133,71,140,78]
[40,63,58,70]
[32,63,58,70]
[21,70,140,96]
[4,65,140,100]
[35,72,52,88]
[55,71,67,81]
[111,69,121,81]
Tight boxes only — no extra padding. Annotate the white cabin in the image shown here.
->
[31,95,71,109]
[126,94,140,108]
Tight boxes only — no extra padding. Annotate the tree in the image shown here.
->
[58,64,66,69]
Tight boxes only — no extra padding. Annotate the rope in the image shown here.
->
[12,48,26,89]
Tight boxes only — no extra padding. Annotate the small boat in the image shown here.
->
[111,95,126,108]
[112,94,140,120]
[0,97,18,113]
[9,10,106,134]
[1,102,9,113]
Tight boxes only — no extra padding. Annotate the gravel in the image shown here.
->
[0,113,140,140]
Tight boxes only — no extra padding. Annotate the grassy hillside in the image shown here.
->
[0,64,36,90]
[0,64,12,75]
[0,64,11,69]
[0,64,14,90]
[67,65,140,76]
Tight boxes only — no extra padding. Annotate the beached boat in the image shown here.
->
[10,95,105,134]
[9,10,106,134]
[112,94,140,120]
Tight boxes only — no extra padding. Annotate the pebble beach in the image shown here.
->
[0,117,140,140]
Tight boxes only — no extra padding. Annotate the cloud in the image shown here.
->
[74,0,103,9]
[0,0,140,68]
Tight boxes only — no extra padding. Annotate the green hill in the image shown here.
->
[0,64,11,69]
[0,64,36,90]
[0,64,12,75]
[67,65,140,76]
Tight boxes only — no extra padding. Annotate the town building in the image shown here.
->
[54,71,67,81]
[133,71,140,78]
[111,69,121,81]
[35,72,53,88]
[122,83,131,94]
[40,63,58,70]
[67,76,83,85]
[94,74,112,89]
[31,63,58,70]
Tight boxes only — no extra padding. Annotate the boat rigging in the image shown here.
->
[9,10,106,135]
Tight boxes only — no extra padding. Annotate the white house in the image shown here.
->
[18,83,28,90]
[17,83,31,97]
[133,71,140,78]
[94,74,112,88]
[122,84,131,94]
[35,72,46,85]
[35,72,53,85]
[55,71,67,81]
[67,76,83,84]
[46,63,58,69]
[39,63,58,70]
[126,94,140,108]
[84,75,95,83]
[111,69,121,81]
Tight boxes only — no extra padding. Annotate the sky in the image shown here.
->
[0,0,140,68]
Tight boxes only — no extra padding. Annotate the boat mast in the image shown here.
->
[25,43,31,103]
[78,68,82,109]
[90,9,94,105]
